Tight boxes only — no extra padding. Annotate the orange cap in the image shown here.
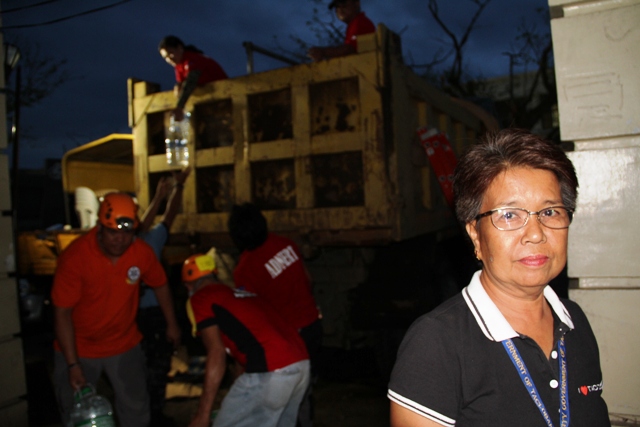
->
[98,193,139,230]
[182,254,217,282]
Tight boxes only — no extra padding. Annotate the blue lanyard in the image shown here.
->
[502,337,570,427]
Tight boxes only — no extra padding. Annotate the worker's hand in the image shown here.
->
[172,165,192,187]
[189,411,212,427]
[68,364,86,391]
[307,47,325,62]
[171,107,185,122]
[166,322,182,350]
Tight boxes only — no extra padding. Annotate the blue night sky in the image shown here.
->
[0,0,550,168]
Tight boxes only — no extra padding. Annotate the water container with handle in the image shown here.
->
[69,383,115,427]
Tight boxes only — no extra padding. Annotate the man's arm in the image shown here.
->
[54,305,86,390]
[173,82,182,101]
[162,166,192,229]
[152,284,181,348]
[139,177,173,234]
[173,69,202,120]
[140,166,191,235]
[189,325,227,427]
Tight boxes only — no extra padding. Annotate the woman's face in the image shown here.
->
[466,167,568,294]
[160,45,184,67]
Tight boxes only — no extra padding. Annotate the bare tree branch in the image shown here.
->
[4,36,73,111]
[426,0,493,96]
[269,0,344,62]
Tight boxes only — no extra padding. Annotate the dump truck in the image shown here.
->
[19,25,494,358]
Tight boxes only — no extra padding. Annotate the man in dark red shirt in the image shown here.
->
[308,0,375,61]
[228,203,322,359]
[183,254,309,427]
[228,203,322,427]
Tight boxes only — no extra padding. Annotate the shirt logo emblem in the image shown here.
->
[578,381,603,395]
[127,266,141,284]
[264,245,299,279]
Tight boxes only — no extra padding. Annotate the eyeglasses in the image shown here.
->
[475,206,574,231]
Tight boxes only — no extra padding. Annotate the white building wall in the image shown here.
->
[550,0,640,423]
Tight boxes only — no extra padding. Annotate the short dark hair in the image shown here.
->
[328,0,358,9]
[158,35,202,54]
[158,35,184,52]
[228,203,268,252]
[453,128,578,224]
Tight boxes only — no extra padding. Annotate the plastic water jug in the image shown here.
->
[69,384,115,427]
[165,112,191,167]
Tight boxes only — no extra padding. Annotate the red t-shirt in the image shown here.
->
[52,227,167,358]
[234,234,320,331]
[175,50,228,84]
[187,284,308,372]
[345,12,376,50]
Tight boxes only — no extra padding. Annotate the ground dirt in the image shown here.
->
[25,333,391,427]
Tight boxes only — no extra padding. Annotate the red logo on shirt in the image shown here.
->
[578,381,603,395]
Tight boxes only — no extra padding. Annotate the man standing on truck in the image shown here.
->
[308,0,375,61]
[228,203,322,427]
[183,253,310,427]
[137,167,191,426]
[159,35,228,121]
[51,192,181,427]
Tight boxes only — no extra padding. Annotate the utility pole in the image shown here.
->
[0,22,29,427]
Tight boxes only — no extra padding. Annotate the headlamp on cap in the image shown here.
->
[115,217,137,231]
[97,192,140,231]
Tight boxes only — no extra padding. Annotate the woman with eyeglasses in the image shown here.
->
[388,129,610,427]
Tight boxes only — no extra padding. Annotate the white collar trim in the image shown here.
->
[462,270,575,342]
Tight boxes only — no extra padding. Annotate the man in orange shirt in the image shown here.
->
[51,193,180,427]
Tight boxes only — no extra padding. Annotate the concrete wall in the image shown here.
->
[571,289,640,422]
[550,0,640,423]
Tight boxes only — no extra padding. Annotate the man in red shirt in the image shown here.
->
[52,193,180,427]
[308,0,376,61]
[159,35,228,120]
[228,203,322,427]
[183,254,309,427]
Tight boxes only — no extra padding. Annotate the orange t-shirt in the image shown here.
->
[52,227,167,358]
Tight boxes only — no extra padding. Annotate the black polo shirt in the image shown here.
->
[388,271,610,427]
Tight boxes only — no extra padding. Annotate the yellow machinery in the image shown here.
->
[18,134,135,276]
